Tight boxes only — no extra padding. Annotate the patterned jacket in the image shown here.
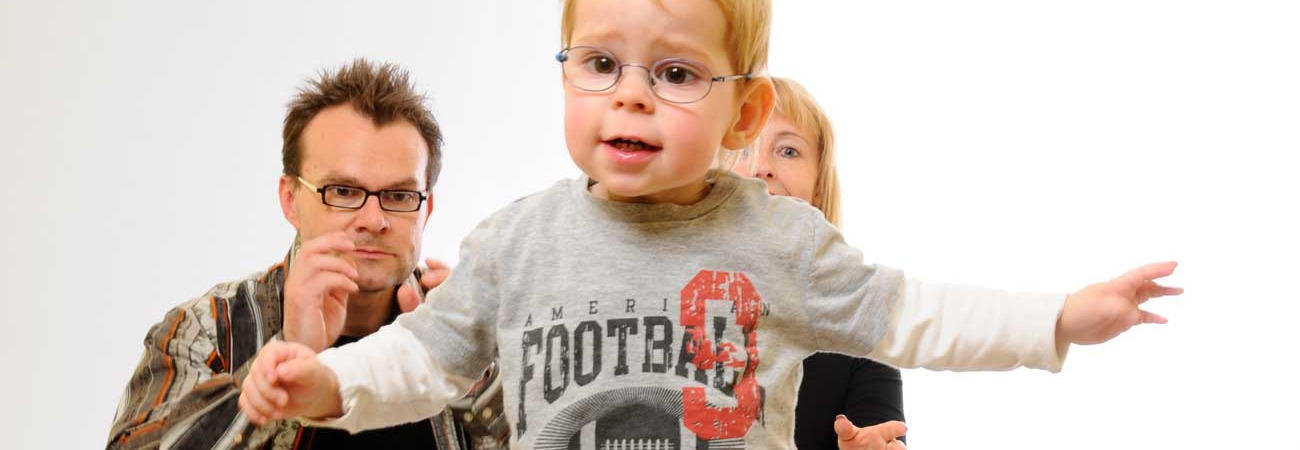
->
[106,248,508,449]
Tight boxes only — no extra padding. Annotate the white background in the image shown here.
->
[2,1,1296,448]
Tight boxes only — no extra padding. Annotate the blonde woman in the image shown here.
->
[735,78,905,449]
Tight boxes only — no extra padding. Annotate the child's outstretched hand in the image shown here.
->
[834,415,907,450]
[238,340,343,426]
[1057,261,1183,347]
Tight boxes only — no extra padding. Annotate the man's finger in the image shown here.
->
[397,282,422,313]
[420,258,451,291]
[424,257,449,272]
[302,255,360,281]
[420,269,450,291]
[1116,261,1178,288]
[316,272,360,296]
[300,232,356,256]
[887,439,908,450]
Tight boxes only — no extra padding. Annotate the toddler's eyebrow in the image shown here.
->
[651,35,715,65]
[571,30,717,66]
[570,27,624,47]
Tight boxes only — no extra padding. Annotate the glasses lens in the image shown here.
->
[323,186,366,208]
[651,59,712,103]
[379,191,422,212]
[562,47,619,92]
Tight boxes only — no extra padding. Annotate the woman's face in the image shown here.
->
[734,115,821,204]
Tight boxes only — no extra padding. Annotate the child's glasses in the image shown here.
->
[556,46,751,104]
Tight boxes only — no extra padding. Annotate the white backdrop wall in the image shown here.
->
[2,1,1296,448]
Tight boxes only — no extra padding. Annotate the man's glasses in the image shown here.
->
[296,177,427,212]
[556,46,751,104]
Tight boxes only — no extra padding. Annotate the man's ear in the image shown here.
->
[722,77,776,150]
[278,175,301,230]
[422,190,435,224]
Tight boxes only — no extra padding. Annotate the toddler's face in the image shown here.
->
[563,0,743,205]
[734,116,822,205]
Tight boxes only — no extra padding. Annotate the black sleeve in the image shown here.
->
[795,352,906,449]
[841,357,905,434]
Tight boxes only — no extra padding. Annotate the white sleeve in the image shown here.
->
[303,321,479,434]
[868,277,1070,372]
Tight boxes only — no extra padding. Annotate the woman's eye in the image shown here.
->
[777,146,801,158]
[657,64,700,85]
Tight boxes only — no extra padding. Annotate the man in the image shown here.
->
[107,59,506,449]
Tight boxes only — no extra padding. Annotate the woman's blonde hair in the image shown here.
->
[770,77,841,226]
[560,0,771,76]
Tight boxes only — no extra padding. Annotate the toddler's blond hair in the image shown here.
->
[560,0,770,76]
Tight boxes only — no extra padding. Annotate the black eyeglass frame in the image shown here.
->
[295,176,428,212]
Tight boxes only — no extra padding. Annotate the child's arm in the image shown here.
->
[867,279,1071,371]
[866,262,1180,371]
[801,213,1180,371]
[238,318,483,433]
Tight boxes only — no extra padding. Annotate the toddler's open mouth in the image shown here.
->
[606,137,662,152]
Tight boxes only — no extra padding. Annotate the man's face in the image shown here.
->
[282,104,432,293]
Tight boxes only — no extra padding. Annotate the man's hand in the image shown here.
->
[283,232,360,352]
[396,258,450,313]
[1058,261,1183,346]
[238,341,343,426]
[835,415,907,450]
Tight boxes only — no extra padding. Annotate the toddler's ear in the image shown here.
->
[723,77,776,150]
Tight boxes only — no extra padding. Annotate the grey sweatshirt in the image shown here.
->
[313,171,1067,449]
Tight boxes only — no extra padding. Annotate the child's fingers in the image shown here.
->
[1137,309,1168,325]
[1151,284,1184,298]
[266,382,289,408]
[1116,261,1179,289]
[253,342,299,384]
[241,381,281,424]
[276,357,319,389]
[1137,281,1184,303]
[238,392,264,426]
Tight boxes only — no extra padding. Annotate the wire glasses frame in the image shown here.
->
[296,176,427,212]
[556,46,751,104]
